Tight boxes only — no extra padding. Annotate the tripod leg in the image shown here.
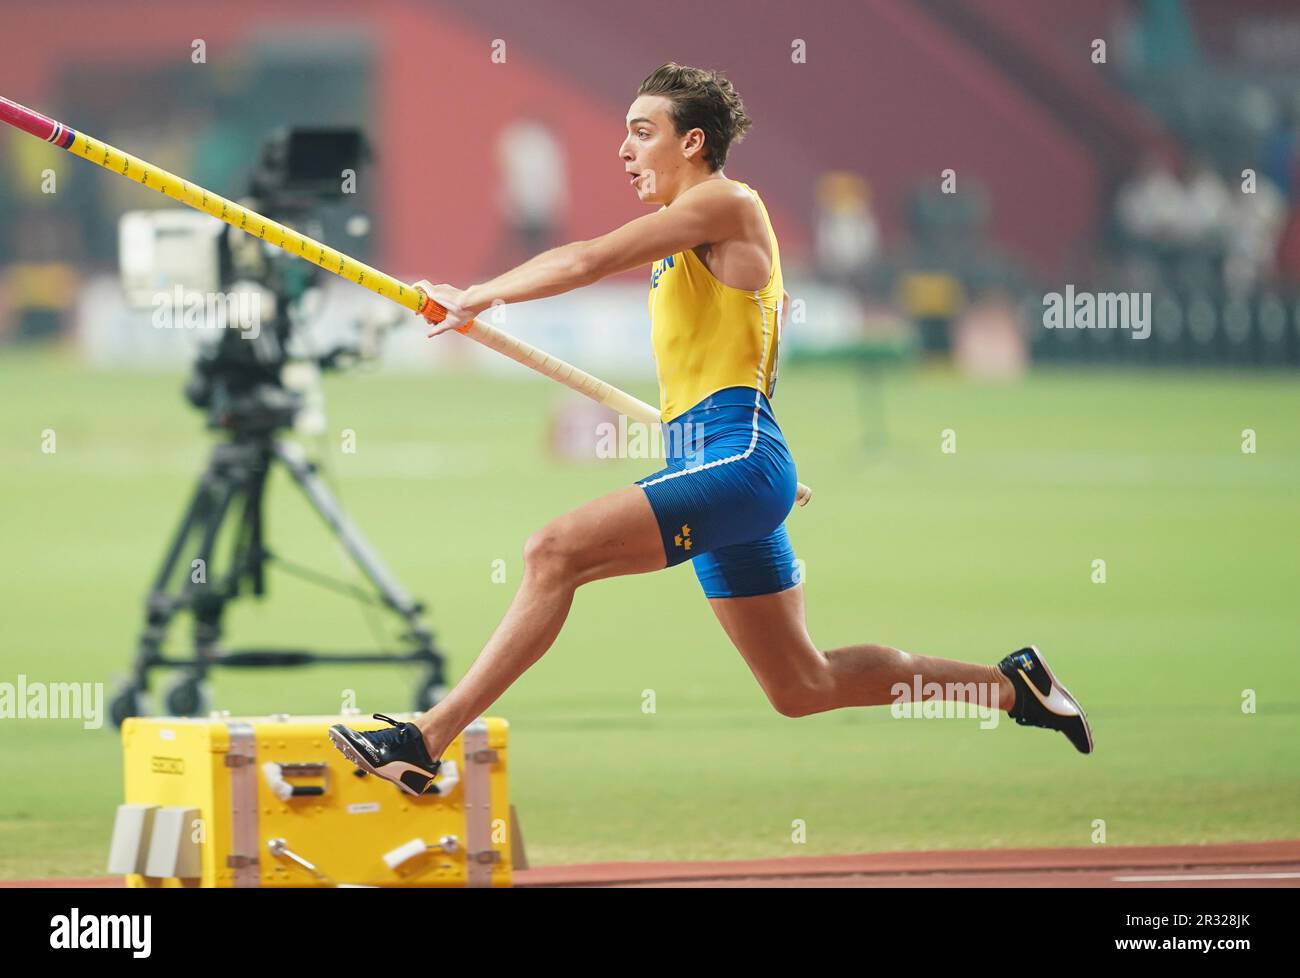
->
[191,483,244,665]
[117,444,243,724]
[272,440,447,686]
[186,447,253,670]
[160,443,256,717]
[228,451,270,598]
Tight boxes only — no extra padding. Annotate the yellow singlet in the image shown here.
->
[648,180,784,422]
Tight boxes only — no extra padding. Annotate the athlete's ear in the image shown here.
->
[681,127,706,161]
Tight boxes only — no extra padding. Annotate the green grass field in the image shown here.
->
[1,348,1297,878]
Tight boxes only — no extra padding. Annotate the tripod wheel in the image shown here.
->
[164,675,213,717]
[414,676,447,712]
[110,683,150,729]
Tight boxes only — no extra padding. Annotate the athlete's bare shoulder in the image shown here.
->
[674,178,762,246]
[677,176,753,209]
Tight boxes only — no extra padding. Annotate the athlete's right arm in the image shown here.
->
[571,181,746,283]
[455,182,742,315]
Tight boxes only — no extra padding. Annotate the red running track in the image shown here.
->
[3,841,1298,888]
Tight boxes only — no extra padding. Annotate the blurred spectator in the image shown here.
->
[951,289,1027,380]
[1115,153,1185,248]
[813,172,879,293]
[1223,172,1285,291]
[1175,158,1232,249]
[3,128,82,264]
[494,117,567,265]
[1113,154,1235,293]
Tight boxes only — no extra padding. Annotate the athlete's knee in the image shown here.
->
[769,692,819,718]
[523,520,581,581]
[766,674,831,718]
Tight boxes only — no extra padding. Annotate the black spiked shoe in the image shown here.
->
[997,646,1094,754]
[329,713,443,796]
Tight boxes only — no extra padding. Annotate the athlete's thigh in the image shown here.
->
[692,521,800,600]
[536,484,667,584]
[706,582,828,702]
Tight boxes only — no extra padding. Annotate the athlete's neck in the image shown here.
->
[665,169,729,206]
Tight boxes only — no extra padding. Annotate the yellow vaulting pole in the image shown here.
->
[0,95,812,506]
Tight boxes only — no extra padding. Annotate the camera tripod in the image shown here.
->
[109,427,448,727]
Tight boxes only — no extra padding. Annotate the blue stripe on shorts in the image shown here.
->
[635,386,801,598]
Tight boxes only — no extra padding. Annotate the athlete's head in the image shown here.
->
[621,63,752,204]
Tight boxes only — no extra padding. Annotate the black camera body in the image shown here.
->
[185,127,371,435]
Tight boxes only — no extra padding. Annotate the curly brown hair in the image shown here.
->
[636,63,752,171]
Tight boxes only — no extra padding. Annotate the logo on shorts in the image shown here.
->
[674,524,692,551]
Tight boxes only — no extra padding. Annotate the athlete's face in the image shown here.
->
[619,95,703,205]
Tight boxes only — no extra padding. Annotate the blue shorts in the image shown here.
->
[635,386,801,598]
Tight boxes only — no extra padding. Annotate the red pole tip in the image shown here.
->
[0,96,61,142]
